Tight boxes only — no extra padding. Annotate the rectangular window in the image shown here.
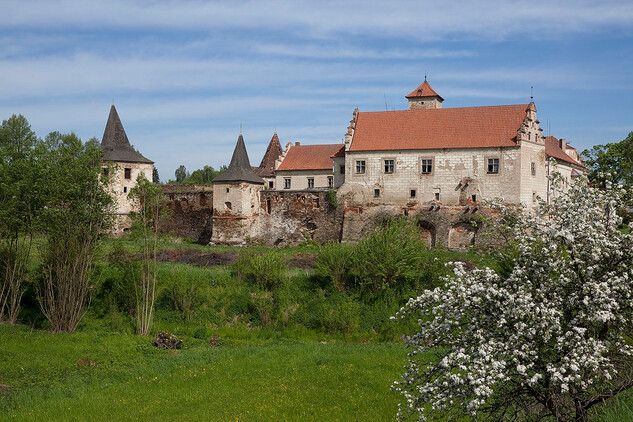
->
[123,186,127,193]
[531,162,536,176]
[410,189,416,198]
[487,158,499,174]
[307,177,314,189]
[268,181,274,189]
[472,194,477,202]
[284,178,291,189]
[124,168,131,179]
[533,192,537,202]
[339,165,345,174]
[384,159,394,174]
[374,188,380,198]
[102,168,109,177]
[328,176,333,188]
[355,160,366,174]
[435,192,440,201]
[421,159,433,174]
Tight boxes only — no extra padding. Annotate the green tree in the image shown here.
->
[174,165,187,183]
[582,131,633,188]
[129,174,170,335]
[0,114,43,324]
[38,133,114,333]
[152,165,160,184]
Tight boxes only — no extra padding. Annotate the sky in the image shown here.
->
[1,0,632,180]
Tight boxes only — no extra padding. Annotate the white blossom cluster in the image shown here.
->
[393,176,633,420]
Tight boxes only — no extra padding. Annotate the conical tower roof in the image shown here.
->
[101,105,152,164]
[213,134,265,184]
[255,132,283,177]
[405,80,444,101]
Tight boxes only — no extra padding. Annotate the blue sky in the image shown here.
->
[2,0,632,180]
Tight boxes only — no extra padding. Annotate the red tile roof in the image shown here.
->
[276,144,343,171]
[545,136,584,167]
[332,145,345,158]
[349,104,529,152]
[255,133,283,177]
[405,80,444,101]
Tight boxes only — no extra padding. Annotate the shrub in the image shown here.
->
[232,249,287,290]
[314,241,356,291]
[354,218,426,294]
[326,189,338,209]
[163,271,203,320]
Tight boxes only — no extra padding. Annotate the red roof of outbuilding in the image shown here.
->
[405,80,444,101]
[545,136,584,167]
[276,144,343,171]
[349,104,529,152]
[332,145,345,158]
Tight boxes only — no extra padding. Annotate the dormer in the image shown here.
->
[405,79,444,110]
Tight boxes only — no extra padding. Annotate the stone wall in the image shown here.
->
[256,190,342,246]
[161,185,213,243]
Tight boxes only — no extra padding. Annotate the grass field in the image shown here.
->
[0,325,405,421]
[2,236,632,421]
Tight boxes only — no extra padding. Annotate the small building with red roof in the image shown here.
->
[274,142,344,190]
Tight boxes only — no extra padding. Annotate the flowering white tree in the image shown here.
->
[393,176,633,421]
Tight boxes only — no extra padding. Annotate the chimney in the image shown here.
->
[559,138,566,150]
[295,142,300,146]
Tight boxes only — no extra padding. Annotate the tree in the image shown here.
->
[582,131,633,189]
[174,165,187,183]
[128,174,169,335]
[0,114,43,324]
[393,176,633,421]
[152,165,160,184]
[38,133,113,333]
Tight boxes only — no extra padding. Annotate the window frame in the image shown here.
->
[487,157,500,174]
[284,178,291,189]
[327,176,333,188]
[383,158,395,174]
[355,160,366,174]
[307,177,314,189]
[420,158,434,175]
[124,168,132,179]
[373,188,380,198]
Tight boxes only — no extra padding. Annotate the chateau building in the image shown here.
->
[274,143,344,191]
[100,105,153,231]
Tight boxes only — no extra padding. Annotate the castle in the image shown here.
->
[101,80,586,249]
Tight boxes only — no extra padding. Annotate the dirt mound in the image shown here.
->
[286,253,316,270]
[153,249,238,266]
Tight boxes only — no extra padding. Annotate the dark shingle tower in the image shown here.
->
[213,134,264,184]
[101,105,152,164]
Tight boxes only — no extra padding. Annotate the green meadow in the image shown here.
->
[0,237,630,421]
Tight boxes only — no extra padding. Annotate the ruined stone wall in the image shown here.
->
[161,185,214,243]
[340,198,504,250]
[256,190,342,246]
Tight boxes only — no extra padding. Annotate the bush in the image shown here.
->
[314,241,356,291]
[162,271,203,320]
[232,249,287,290]
[353,218,427,294]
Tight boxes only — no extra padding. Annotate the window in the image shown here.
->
[268,181,274,189]
[487,158,499,174]
[421,159,433,174]
[226,187,230,193]
[384,159,394,174]
[374,188,380,198]
[328,176,333,188]
[339,165,345,174]
[123,186,127,193]
[410,189,416,198]
[355,160,366,174]
[124,168,131,179]
[532,192,537,202]
[307,177,314,189]
[284,178,291,189]
[102,168,109,177]
[435,192,440,201]
[531,162,536,176]
[472,194,477,202]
